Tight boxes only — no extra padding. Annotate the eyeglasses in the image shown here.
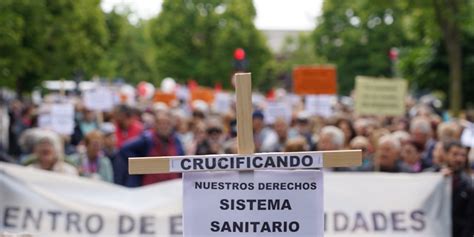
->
[207,127,222,135]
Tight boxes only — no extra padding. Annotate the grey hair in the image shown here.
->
[378,134,401,150]
[392,130,410,143]
[31,129,64,160]
[320,126,345,148]
[410,118,431,134]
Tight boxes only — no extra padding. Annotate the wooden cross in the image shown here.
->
[128,73,361,175]
[128,73,361,236]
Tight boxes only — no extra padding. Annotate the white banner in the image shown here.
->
[0,163,451,237]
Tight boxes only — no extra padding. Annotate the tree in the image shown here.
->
[100,9,159,84]
[149,0,271,88]
[269,32,320,90]
[0,0,108,93]
[313,0,474,114]
[312,0,410,95]
[398,0,472,116]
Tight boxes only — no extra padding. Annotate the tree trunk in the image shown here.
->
[446,31,462,117]
[432,0,463,117]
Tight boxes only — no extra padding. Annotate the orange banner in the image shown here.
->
[153,91,177,105]
[293,66,337,95]
[191,87,215,104]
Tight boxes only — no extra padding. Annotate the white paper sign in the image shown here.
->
[169,152,323,172]
[84,87,115,111]
[305,95,334,118]
[183,170,324,237]
[50,103,75,135]
[213,92,233,114]
[264,102,292,124]
[251,93,267,109]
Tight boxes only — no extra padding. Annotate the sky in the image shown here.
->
[101,0,323,30]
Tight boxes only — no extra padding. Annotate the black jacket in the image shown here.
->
[452,170,474,237]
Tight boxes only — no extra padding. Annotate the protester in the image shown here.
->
[349,136,373,168]
[22,129,78,175]
[442,141,473,236]
[70,130,113,182]
[336,118,356,149]
[2,86,474,236]
[118,111,184,187]
[261,118,290,152]
[400,139,429,172]
[284,136,309,152]
[114,105,144,148]
[410,117,436,165]
[252,110,276,152]
[72,108,98,145]
[360,135,412,172]
[316,126,345,151]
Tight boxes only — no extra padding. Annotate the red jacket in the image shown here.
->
[115,119,143,148]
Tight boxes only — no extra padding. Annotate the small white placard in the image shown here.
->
[84,87,115,111]
[264,102,292,124]
[50,103,75,135]
[213,92,233,114]
[305,95,334,118]
[183,170,324,237]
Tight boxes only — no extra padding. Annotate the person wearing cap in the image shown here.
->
[290,111,315,150]
[252,110,276,152]
[100,123,122,184]
[194,118,226,155]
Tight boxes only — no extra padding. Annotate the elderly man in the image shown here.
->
[261,118,290,152]
[316,126,347,171]
[317,126,345,151]
[442,141,473,237]
[118,111,184,187]
[410,117,436,165]
[360,134,412,172]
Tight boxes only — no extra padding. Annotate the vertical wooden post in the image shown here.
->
[234,73,255,154]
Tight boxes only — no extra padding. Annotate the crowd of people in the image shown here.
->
[0,90,473,236]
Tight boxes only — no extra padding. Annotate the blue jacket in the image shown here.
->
[117,131,184,187]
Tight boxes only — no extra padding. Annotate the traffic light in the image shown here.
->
[233,48,248,72]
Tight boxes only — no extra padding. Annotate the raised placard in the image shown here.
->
[183,170,324,237]
[354,76,407,116]
[293,66,337,95]
[83,86,115,112]
[264,101,292,124]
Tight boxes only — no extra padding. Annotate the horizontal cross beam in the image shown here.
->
[128,150,362,174]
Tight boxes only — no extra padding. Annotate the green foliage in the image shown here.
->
[312,0,474,109]
[312,0,409,95]
[149,0,272,88]
[397,0,474,109]
[100,10,159,85]
[0,0,108,92]
[267,32,320,90]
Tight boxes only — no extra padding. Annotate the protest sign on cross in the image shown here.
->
[129,73,362,237]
